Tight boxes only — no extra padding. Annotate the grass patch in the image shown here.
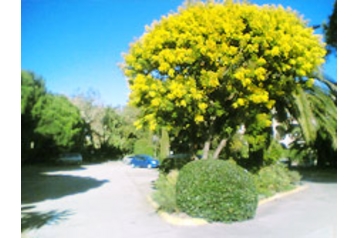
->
[152,170,179,213]
[254,163,302,199]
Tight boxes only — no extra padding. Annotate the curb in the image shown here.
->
[158,211,208,226]
[258,184,309,206]
[148,184,309,226]
[146,195,209,226]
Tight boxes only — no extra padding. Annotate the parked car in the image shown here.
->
[122,155,135,165]
[57,153,83,165]
[130,154,159,168]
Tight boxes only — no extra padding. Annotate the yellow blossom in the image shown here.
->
[271,46,280,56]
[149,121,157,131]
[237,98,245,106]
[306,78,315,88]
[179,99,187,107]
[266,99,276,109]
[151,98,161,106]
[198,102,208,111]
[149,91,156,97]
[134,120,143,130]
[255,67,267,81]
[194,114,204,123]
[123,1,326,132]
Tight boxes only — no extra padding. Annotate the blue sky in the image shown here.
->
[21,0,337,107]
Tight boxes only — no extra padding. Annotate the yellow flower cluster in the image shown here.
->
[194,114,204,123]
[198,102,208,111]
[122,1,326,131]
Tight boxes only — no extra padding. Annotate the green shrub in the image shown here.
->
[287,169,302,185]
[152,170,179,213]
[176,159,258,222]
[254,163,302,198]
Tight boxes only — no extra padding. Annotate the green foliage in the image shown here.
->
[100,106,147,157]
[70,91,105,149]
[314,131,337,168]
[152,170,179,213]
[263,139,286,165]
[133,137,154,156]
[286,146,312,165]
[230,133,249,159]
[285,84,336,168]
[71,93,141,158]
[21,70,47,161]
[21,70,87,162]
[159,129,170,161]
[286,169,302,185]
[32,94,85,149]
[292,86,319,146]
[21,70,46,115]
[254,163,301,199]
[100,107,135,157]
[159,154,194,174]
[309,85,337,150]
[323,0,337,54]
[176,159,258,222]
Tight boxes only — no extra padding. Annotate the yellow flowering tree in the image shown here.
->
[121,0,326,159]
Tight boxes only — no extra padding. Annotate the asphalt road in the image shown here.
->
[21,161,337,238]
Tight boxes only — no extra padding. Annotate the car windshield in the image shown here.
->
[136,155,147,160]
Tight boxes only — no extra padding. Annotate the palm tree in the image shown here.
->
[273,77,337,167]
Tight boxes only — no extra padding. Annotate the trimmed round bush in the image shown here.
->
[176,159,258,222]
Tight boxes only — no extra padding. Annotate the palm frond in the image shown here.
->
[308,86,337,149]
[292,86,318,145]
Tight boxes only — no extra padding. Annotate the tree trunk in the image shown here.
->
[248,147,264,171]
[202,140,211,160]
[159,128,170,159]
[213,138,228,159]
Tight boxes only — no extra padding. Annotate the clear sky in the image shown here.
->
[21,0,337,107]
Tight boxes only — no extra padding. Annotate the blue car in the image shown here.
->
[130,154,160,168]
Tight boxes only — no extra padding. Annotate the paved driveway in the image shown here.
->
[21,162,336,238]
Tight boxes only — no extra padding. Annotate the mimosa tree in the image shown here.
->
[121,0,326,159]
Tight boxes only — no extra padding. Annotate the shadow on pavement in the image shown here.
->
[21,165,109,232]
[294,168,337,183]
[22,165,109,204]
[21,208,73,232]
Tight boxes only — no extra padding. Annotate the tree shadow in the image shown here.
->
[21,165,109,231]
[22,165,109,204]
[21,208,73,232]
[293,167,337,183]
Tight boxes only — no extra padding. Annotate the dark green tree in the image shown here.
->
[21,70,46,161]
[323,0,337,55]
[22,70,86,162]
[31,94,86,155]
